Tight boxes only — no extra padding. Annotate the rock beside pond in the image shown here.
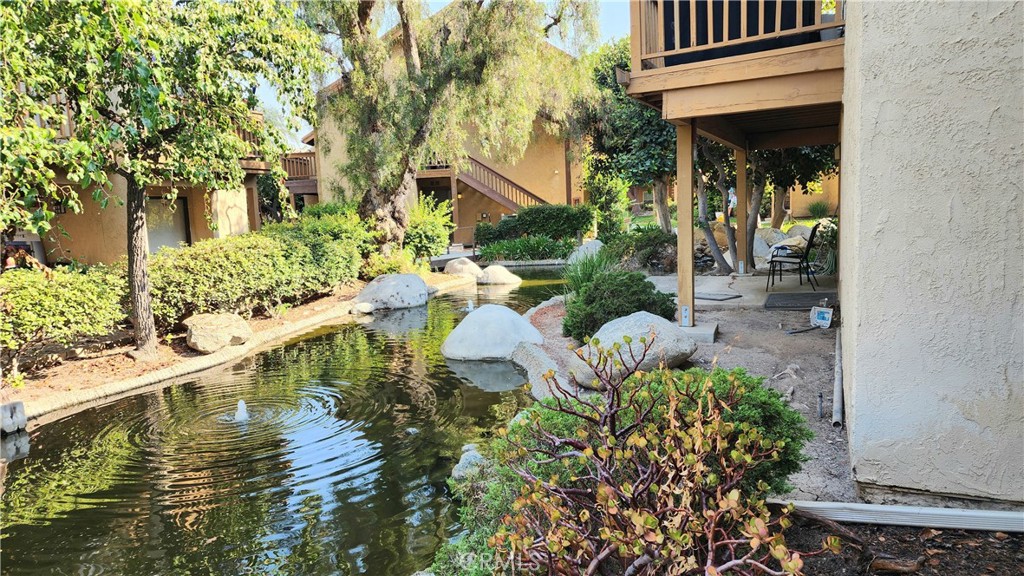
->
[353,273,428,311]
[753,235,772,258]
[443,257,483,278]
[183,313,253,354]
[756,227,788,246]
[452,444,485,482]
[787,224,813,240]
[582,311,697,372]
[567,239,604,264]
[477,265,522,285]
[441,304,542,360]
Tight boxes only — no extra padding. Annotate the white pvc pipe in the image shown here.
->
[772,499,1024,533]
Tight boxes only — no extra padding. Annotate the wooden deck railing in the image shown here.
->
[634,0,845,70]
[282,151,316,179]
[463,157,546,208]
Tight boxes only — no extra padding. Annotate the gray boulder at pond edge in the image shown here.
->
[443,257,483,278]
[567,239,605,264]
[476,265,522,285]
[441,304,542,360]
[581,311,697,372]
[353,273,428,311]
[451,444,485,481]
[183,313,253,354]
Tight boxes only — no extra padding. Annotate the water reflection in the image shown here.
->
[0,271,564,575]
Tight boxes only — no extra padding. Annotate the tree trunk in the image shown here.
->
[770,186,788,229]
[359,163,415,248]
[695,169,732,273]
[746,181,766,269]
[126,175,158,359]
[652,175,672,233]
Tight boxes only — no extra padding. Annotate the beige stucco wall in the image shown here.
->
[840,0,1023,502]
[790,174,839,217]
[313,113,353,203]
[42,173,255,265]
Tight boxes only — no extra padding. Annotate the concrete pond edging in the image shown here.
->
[17,274,479,426]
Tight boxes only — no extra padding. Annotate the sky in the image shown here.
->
[259,1,631,150]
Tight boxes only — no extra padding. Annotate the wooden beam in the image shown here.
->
[692,115,747,150]
[747,125,840,149]
[662,68,844,119]
[676,121,696,327]
[734,147,749,274]
[627,39,843,95]
[630,0,642,75]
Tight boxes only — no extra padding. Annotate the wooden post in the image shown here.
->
[630,0,642,73]
[677,122,695,328]
[450,171,460,246]
[735,147,749,274]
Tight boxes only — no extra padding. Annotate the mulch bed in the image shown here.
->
[787,519,1023,575]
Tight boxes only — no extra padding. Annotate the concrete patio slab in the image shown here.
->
[648,272,837,310]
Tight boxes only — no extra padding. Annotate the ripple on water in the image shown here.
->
[0,271,564,575]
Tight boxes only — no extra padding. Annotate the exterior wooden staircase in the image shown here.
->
[419,155,547,210]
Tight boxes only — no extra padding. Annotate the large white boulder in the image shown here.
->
[353,273,428,311]
[567,239,605,264]
[443,257,483,278]
[752,235,772,258]
[756,227,787,247]
[183,313,253,354]
[477,265,522,285]
[787,224,813,241]
[581,311,697,372]
[441,304,542,360]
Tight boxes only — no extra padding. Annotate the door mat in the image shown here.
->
[764,291,837,310]
[695,292,742,301]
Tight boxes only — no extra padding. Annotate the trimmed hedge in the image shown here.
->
[0,267,126,375]
[477,235,575,262]
[474,204,595,246]
[562,270,676,342]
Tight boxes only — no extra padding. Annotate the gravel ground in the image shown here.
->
[526,301,856,502]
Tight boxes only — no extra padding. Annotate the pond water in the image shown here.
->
[0,268,565,576]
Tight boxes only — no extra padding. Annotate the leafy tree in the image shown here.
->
[574,39,676,233]
[11,0,325,357]
[302,0,598,247]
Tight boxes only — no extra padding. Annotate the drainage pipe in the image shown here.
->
[832,330,844,428]
[771,499,1024,533]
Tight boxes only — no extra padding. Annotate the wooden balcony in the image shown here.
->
[282,151,318,196]
[626,0,845,150]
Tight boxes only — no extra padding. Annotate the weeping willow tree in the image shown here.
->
[303,0,598,247]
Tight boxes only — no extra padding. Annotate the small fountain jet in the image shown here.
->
[463,299,475,312]
[234,400,249,422]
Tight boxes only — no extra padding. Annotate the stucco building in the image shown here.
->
[625,0,1022,504]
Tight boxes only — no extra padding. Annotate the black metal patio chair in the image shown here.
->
[765,223,820,291]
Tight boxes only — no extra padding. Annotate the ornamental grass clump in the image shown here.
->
[488,337,832,575]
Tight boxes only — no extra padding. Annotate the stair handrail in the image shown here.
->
[463,155,547,207]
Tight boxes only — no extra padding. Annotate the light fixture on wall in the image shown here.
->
[456,192,463,199]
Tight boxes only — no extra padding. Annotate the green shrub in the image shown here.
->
[405,196,455,259]
[473,221,501,246]
[0,267,126,375]
[807,199,831,219]
[477,235,574,262]
[585,173,630,239]
[360,248,427,279]
[488,345,821,573]
[148,234,313,328]
[262,206,374,288]
[562,270,675,342]
[561,250,619,294]
[514,203,595,241]
[604,225,678,273]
